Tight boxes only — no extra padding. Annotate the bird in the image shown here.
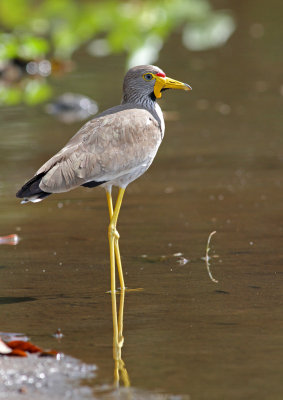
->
[16,65,191,293]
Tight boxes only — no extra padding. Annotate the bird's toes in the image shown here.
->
[108,225,120,240]
[118,335,124,347]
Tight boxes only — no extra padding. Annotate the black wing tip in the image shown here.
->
[81,180,107,188]
[16,172,51,201]
[17,174,106,202]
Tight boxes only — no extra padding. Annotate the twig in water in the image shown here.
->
[203,231,218,283]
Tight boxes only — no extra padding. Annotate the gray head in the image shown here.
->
[121,65,191,107]
[122,65,165,105]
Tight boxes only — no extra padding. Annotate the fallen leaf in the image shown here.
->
[0,338,12,354]
[8,349,27,357]
[6,340,43,353]
[0,234,20,245]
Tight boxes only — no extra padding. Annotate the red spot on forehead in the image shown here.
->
[156,72,166,77]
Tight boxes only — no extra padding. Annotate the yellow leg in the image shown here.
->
[106,188,126,291]
[107,193,116,295]
[106,188,129,387]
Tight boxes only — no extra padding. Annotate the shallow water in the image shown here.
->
[0,353,96,400]
[1,0,283,398]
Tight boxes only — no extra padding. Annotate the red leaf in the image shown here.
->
[7,349,27,357]
[6,341,43,353]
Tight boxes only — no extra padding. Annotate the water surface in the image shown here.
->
[0,0,283,398]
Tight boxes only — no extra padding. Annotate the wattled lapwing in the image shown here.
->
[17,65,191,293]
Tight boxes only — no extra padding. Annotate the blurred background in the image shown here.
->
[0,0,236,106]
[0,0,283,399]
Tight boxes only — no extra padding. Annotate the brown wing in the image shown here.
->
[37,106,161,193]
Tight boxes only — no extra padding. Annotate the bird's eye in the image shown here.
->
[143,73,153,81]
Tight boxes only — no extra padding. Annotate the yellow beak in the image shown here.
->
[153,74,192,99]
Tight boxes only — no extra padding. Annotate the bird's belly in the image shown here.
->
[101,162,151,188]
[96,135,162,188]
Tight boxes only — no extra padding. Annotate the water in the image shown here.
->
[0,354,96,400]
[0,0,283,398]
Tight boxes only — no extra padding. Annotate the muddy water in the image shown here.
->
[1,0,283,399]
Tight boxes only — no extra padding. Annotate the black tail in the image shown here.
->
[16,172,51,202]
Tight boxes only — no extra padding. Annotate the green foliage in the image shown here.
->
[24,79,52,105]
[0,0,31,28]
[0,79,52,106]
[0,34,49,62]
[19,36,50,59]
[0,34,18,60]
[0,0,220,62]
[0,0,235,106]
[0,85,22,105]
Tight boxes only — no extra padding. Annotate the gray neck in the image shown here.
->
[122,90,156,108]
[122,91,162,128]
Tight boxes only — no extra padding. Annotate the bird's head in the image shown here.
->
[122,65,192,104]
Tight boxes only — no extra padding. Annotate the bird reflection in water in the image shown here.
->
[111,288,130,388]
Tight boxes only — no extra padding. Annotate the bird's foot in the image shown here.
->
[118,335,124,348]
[108,224,120,240]
[113,342,122,361]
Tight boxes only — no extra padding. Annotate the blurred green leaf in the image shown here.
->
[0,34,19,61]
[19,36,50,59]
[24,79,52,104]
[0,85,22,105]
[0,0,31,28]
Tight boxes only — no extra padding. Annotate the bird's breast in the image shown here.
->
[154,102,165,139]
